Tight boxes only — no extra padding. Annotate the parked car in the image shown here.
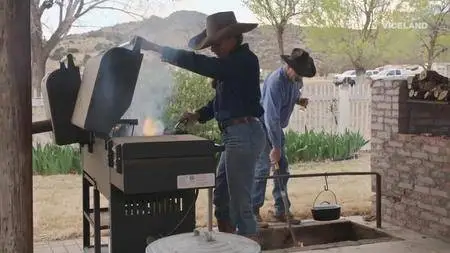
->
[370,68,415,81]
[333,70,356,84]
[365,69,380,78]
[405,65,425,75]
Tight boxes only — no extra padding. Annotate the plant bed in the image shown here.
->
[260,219,400,252]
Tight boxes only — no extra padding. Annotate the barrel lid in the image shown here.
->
[313,204,340,210]
[146,230,260,253]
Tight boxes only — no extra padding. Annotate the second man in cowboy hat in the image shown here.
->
[252,48,316,227]
[131,11,266,239]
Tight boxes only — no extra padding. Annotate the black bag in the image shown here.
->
[43,54,90,145]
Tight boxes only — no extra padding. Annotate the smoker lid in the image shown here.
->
[71,39,144,138]
[146,231,261,253]
[109,135,221,159]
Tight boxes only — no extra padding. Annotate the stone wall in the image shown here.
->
[371,80,450,241]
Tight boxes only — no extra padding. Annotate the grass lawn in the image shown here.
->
[33,153,372,242]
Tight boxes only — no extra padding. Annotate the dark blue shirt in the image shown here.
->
[160,43,263,124]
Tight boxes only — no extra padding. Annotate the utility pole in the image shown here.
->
[0,1,33,253]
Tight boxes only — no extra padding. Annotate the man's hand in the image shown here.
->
[270,147,281,165]
[131,36,162,53]
[180,112,200,126]
[297,98,309,108]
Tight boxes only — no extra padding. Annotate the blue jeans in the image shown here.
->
[252,131,291,217]
[213,120,265,236]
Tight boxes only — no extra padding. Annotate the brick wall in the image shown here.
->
[371,80,450,241]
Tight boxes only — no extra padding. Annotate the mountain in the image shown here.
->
[47,10,308,73]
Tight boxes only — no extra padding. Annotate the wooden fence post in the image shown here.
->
[338,83,351,133]
[0,1,33,253]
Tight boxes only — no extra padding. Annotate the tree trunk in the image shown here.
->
[31,55,46,97]
[30,4,46,97]
[0,1,33,253]
[276,27,285,56]
[425,32,438,71]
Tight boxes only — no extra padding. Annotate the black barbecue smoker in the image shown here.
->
[40,39,224,253]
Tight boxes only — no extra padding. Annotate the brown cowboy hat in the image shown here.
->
[281,48,316,78]
[188,11,258,50]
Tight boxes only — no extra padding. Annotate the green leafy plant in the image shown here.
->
[284,128,369,163]
[33,144,81,175]
[164,69,222,142]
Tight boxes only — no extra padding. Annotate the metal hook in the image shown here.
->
[324,175,329,191]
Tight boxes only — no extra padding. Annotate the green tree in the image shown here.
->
[408,0,450,69]
[242,0,314,55]
[164,70,221,142]
[302,0,398,74]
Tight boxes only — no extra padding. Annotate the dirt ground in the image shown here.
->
[33,153,372,242]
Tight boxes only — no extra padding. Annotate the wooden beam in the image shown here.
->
[32,120,53,134]
[0,1,33,253]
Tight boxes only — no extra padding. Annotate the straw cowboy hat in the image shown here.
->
[281,48,317,78]
[188,11,258,50]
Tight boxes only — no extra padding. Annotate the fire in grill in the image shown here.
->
[40,38,223,253]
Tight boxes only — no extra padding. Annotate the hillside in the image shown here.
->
[47,11,310,73]
[47,10,450,75]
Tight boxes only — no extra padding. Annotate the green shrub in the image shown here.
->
[33,144,81,175]
[164,69,221,142]
[284,129,369,163]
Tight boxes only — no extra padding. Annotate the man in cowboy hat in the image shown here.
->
[252,48,316,227]
[131,11,266,239]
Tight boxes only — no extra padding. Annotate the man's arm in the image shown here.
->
[195,99,215,123]
[263,80,283,149]
[295,80,305,105]
[160,47,245,80]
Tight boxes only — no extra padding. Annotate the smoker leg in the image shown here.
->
[93,187,101,253]
[82,174,91,249]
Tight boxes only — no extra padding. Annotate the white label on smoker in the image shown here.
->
[177,173,215,189]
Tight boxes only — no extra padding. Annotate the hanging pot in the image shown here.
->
[311,176,341,221]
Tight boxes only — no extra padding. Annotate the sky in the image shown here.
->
[41,0,260,38]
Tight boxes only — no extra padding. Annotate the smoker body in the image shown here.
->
[41,39,223,253]
[82,135,219,253]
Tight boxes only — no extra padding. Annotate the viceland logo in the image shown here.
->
[382,22,428,30]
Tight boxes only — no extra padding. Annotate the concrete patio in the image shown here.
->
[34,216,450,253]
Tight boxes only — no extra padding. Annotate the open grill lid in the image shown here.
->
[42,39,144,144]
[71,39,144,139]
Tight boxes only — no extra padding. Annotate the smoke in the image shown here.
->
[122,52,175,135]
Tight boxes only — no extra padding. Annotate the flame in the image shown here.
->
[142,118,164,136]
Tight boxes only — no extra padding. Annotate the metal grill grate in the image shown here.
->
[124,197,185,216]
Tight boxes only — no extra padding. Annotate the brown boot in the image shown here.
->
[270,210,301,225]
[217,220,235,233]
[254,209,269,229]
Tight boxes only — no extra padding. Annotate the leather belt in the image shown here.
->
[219,117,258,132]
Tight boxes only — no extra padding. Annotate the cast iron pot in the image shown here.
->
[311,189,341,221]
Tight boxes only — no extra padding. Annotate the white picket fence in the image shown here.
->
[287,79,372,150]
[32,79,372,149]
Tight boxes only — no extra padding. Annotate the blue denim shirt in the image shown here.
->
[160,43,264,124]
[260,67,303,149]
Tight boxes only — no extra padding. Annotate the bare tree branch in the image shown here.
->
[243,0,315,54]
